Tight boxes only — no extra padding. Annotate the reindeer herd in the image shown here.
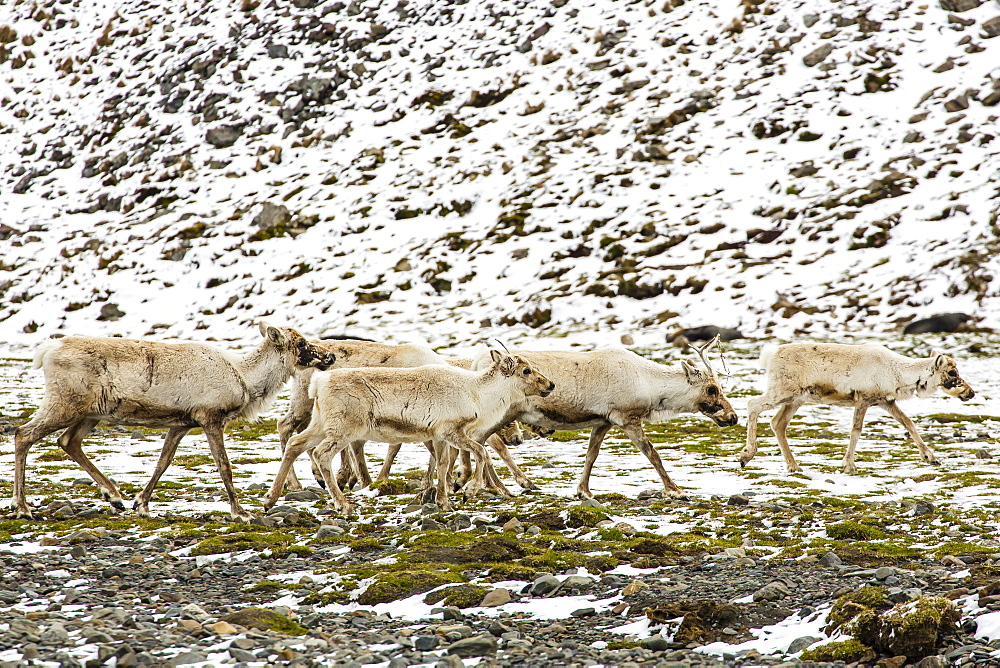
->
[9,322,976,520]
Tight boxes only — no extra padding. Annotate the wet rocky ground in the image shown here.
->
[3,338,1000,667]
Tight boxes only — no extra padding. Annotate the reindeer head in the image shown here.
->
[259,322,337,370]
[681,360,739,427]
[933,354,975,401]
[489,349,555,397]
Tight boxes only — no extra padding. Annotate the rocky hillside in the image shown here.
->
[2,0,999,347]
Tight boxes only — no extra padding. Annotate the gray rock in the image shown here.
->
[787,636,820,653]
[205,125,243,148]
[285,489,321,501]
[9,618,41,638]
[561,575,595,590]
[267,43,289,58]
[39,622,71,646]
[413,635,438,651]
[229,648,256,662]
[753,581,791,602]
[315,525,346,539]
[97,303,125,321]
[940,0,982,11]
[446,633,498,658]
[727,494,749,506]
[803,43,834,67]
[916,656,950,668]
[570,607,595,617]
[253,202,291,231]
[579,497,606,509]
[983,16,1000,38]
[170,651,209,666]
[803,14,820,27]
[818,552,843,567]
[644,634,670,651]
[529,574,561,596]
[875,566,895,580]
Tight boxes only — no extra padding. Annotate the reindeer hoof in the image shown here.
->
[110,500,126,511]
[421,487,438,505]
[12,507,34,520]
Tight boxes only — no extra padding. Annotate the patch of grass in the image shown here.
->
[827,521,887,541]
[174,454,215,469]
[228,419,279,440]
[550,430,586,442]
[190,530,299,556]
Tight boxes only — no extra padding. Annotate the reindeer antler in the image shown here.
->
[691,334,730,379]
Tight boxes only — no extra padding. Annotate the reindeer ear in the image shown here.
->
[490,349,503,364]
[262,322,286,345]
[933,353,946,369]
[681,359,703,382]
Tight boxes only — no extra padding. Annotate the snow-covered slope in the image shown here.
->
[2,0,999,349]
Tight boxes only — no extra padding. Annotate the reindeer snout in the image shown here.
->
[313,352,337,369]
[540,381,555,397]
[960,387,975,401]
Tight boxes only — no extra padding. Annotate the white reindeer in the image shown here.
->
[472,340,738,497]
[739,343,976,474]
[263,350,554,514]
[278,340,534,492]
[11,323,335,520]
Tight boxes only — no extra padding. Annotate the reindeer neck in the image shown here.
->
[235,341,293,419]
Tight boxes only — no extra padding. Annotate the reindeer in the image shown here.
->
[11,323,334,520]
[472,337,738,497]
[263,350,554,514]
[739,343,975,474]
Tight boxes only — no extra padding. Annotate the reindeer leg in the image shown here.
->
[843,403,871,474]
[56,418,125,510]
[313,438,355,515]
[134,427,190,517]
[375,443,402,483]
[577,424,613,499]
[443,431,495,501]
[421,441,439,505]
[12,412,82,518]
[770,402,803,473]
[740,395,778,467]
[620,421,683,497]
[486,433,538,490]
[264,428,322,510]
[202,422,251,522]
[881,400,938,465]
[277,411,308,492]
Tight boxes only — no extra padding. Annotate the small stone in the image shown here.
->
[229,648,256,663]
[983,16,1000,38]
[529,574,561,596]
[818,552,843,567]
[413,635,438,651]
[644,634,670,651]
[447,634,498,658]
[727,494,750,506]
[975,448,993,459]
[502,517,524,533]
[170,651,209,666]
[315,525,345,539]
[915,656,950,668]
[623,580,649,596]
[570,607,595,617]
[787,636,820,653]
[284,489,321,501]
[753,581,791,602]
[941,555,966,567]
[39,622,71,646]
[480,588,511,607]
[724,547,746,558]
[38,536,61,547]
[207,621,239,635]
[803,43,834,67]
[620,334,634,345]
[19,645,40,661]
[875,566,895,580]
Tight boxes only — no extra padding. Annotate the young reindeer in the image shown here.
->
[740,343,976,474]
[278,339,533,492]
[11,323,335,520]
[264,350,554,514]
[473,337,738,498]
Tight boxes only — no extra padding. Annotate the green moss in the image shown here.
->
[849,596,959,660]
[549,430,585,442]
[423,584,488,608]
[567,505,609,528]
[485,563,537,582]
[371,478,410,496]
[931,541,997,560]
[357,570,464,605]
[190,530,298,556]
[800,639,874,662]
[174,454,214,469]
[827,521,887,541]
[221,607,307,635]
[827,586,891,632]
[300,589,351,606]
[228,419,278,440]
[348,537,386,552]
[926,413,1000,424]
